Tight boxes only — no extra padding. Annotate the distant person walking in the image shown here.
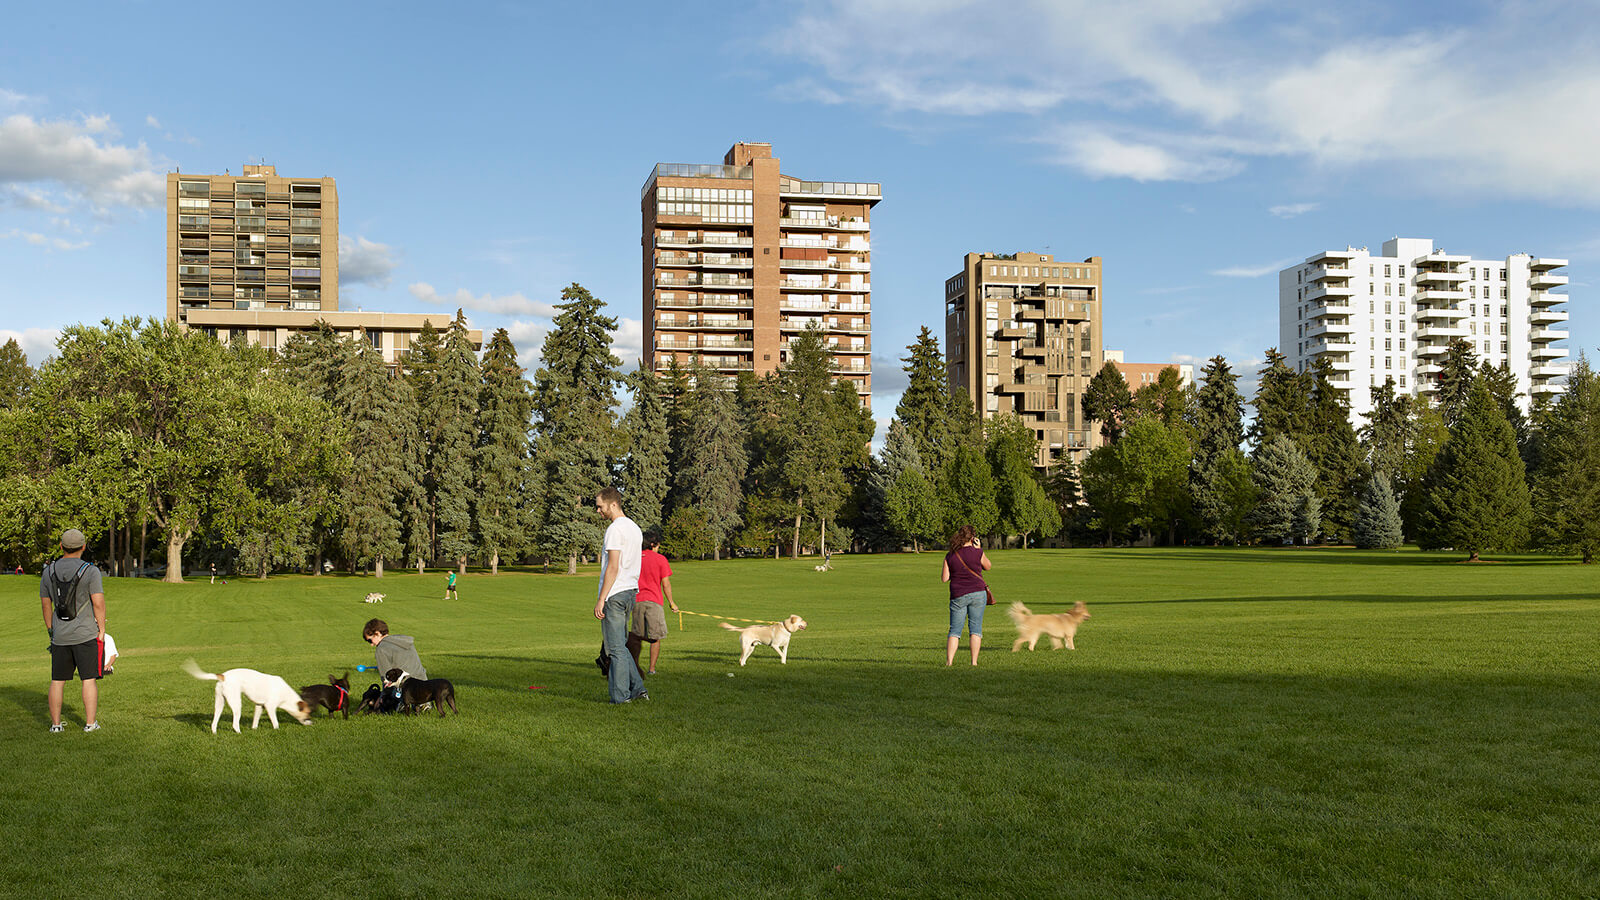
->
[627,529,679,675]
[41,529,107,732]
[210,562,217,584]
[594,487,647,704]
[941,525,991,667]
[444,570,457,601]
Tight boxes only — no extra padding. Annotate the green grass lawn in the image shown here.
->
[3,548,1599,898]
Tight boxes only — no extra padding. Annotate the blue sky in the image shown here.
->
[3,0,1596,435]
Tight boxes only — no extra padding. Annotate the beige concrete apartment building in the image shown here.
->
[166,164,477,365]
[945,251,1103,465]
[641,142,880,400]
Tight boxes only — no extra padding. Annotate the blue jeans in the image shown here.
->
[603,589,646,703]
[949,590,986,637]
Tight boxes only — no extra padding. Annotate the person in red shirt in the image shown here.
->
[627,529,680,675]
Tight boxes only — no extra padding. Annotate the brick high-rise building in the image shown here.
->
[945,251,1103,465]
[167,164,477,365]
[641,142,880,400]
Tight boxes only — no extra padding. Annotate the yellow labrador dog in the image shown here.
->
[1007,601,1090,651]
[721,615,808,666]
[183,659,314,733]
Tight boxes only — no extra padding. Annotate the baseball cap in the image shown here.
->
[60,529,86,551]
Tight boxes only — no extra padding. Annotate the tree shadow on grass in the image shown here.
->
[1138,549,1579,567]
[1087,591,1600,607]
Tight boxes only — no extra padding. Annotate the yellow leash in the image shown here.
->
[675,608,782,630]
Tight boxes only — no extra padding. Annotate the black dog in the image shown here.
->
[383,668,458,717]
[356,682,401,715]
[298,672,353,719]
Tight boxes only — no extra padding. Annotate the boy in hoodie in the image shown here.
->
[362,619,428,682]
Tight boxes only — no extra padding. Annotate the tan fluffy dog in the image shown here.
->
[1008,601,1090,651]
[721,615,808,666]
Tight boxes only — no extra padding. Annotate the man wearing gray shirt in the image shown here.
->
[40,529,107,733]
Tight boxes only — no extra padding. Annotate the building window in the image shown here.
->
[1399,339,1406,350]
[1385,284,1391,296]
[1398,284,1406,296]
[1399,375,1407,387]
[368,330,382,350]
[1384,339,1392,350]
[1384,265,1391,276]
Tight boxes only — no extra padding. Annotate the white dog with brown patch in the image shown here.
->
[183,659,313,733]
[721,615,808,666]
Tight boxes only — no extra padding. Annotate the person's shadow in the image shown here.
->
[0,685,53,728]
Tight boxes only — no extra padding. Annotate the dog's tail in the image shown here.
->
[719,621,741,631]
[182,658,219,682]
[1007,602,1031,625]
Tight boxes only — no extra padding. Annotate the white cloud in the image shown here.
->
[0,89,30,109]
[506,320,551,369]
[505,315,644,373]
[1211,258,1297,278]
[145,115,161,129]
[338,235,398,288]
[0,327,61,365]
[1,228,88,251]
[0,112,165,207]
[1,185,67,212]
[769,3,1600,203]
[613,318,645,371]
[409,282,560,318]
[1269,202,1319,218]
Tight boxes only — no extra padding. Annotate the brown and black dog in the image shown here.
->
[383,668,458,717]
[299,672,353,719]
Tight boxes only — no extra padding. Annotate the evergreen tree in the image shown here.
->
[1198,448,1257,545]
[1398,400,1450,539]
[1416,382,1531,559]
[620,367,669,533]
[474,328,534,574]
[403,318,446,556]
[1249,349,1310,448]
[894,326,952,472]
[680,372,748,558]
[1353,473,1404,549]
[1359,378,1415,479]
[1477,360,1530,462]
[763,327,865,557]
[881,419,940,551]
[334,336,409,575]
[1530,357,1600,561]
[531,284,622,574]
[1042,457,1081,540]
[1081,361,1132,443]
[659,357,697,517]
[1305,356,1365,542]
[0,337,33,409]
[1249,434,1320,545]
[433,311,481,574]
[1190,356,1245,464]
[661,505,714,560]
[1435,338,1479,427]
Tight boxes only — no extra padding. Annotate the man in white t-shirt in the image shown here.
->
[594,487,647,704]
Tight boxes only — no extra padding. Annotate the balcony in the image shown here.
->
[780,237,870,252]
[1532,383,1566,396]
[1417,363,1443,377]
[1304,319,1355,340]
[1327,358,1356,373]
[1417,251,1470,265]
[1416,270,1468,284]
[780,279,868,293]
[1304,283,1354,303]
[1532,345,1566,360]
[1529,291,1566,307]
[1530,272,1569,289]
[1415,305,1466,321]
[1531,364,1569,379]
[1529,257,1568,271]
[1307,265,1351,282]
[779,216,870,231]
[1417,323,1467,340]
[1414,288,1467,302]
[702,254,753,269]
[657,232,753,249]
[1307,249,1356,264]
[1531,309,1569,326]
[779,316,823,330]
[1530,328,1569,342]
[655,294,753,310]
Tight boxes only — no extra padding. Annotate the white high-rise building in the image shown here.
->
[1280,237,1570,425]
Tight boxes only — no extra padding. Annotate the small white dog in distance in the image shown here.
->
[363,592,385,603]
[721,615,808,666]
[183,659,313,733]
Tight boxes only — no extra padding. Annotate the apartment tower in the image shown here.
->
[1281,237,1569,425]
[167,164,477,365]
[945,252,1103,465]
[641,142,880,400]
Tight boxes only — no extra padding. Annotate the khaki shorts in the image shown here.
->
[630,599,668,641]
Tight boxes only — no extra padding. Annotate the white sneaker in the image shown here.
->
[48,723,64,734]
[83,722,100,733]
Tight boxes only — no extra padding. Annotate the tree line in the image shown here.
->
[2,294,1595,575]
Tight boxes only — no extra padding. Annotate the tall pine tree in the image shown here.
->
[620,367,669,532]
[1416,381,1531,559]
[680,369,748,558]
[433,311,481,574]
[474,328,533,574]
[894,326,952,472]
[1529,357,1600,561]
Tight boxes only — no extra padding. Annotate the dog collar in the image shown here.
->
[335,684,348,710]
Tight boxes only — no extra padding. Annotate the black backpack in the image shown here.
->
[46,560,92,622]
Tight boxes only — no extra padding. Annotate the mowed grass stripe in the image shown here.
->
[2,547,1598,898]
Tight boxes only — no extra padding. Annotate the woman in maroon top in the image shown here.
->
[941,524,992,666]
